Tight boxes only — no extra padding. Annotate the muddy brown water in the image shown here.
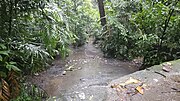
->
[30,41,139,101]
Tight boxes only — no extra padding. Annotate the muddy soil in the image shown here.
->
[29,40,139,101]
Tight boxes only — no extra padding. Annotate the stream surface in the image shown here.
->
[30,40,138,101]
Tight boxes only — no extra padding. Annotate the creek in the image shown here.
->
[30,40,138,101]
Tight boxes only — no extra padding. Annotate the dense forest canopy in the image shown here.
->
[0,0,180,100]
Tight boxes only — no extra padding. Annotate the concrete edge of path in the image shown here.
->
[107,59,180,101]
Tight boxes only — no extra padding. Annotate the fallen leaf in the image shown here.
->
[136,86,144,95]
[119,83,126,87]
[124,77,141,85]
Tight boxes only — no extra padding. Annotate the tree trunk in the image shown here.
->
[97,0,107,27]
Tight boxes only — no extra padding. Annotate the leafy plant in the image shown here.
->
[61,0,99,47]
[100,0,180,67]
[0,43,21,101]
[0,0,75,100]
[100,0,141,59]
[0,0,99,100]
[132,0,180,66]
[11,82,48,101]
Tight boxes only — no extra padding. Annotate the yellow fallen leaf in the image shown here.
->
[119,83,126,87]
[136,86,144,95]
[124,77,140,85]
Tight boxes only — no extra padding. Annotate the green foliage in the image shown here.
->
[0,0,98,100]
[63,0,99,47]
[100,0,180,66]
[132,0,180,66]
[101,0,141,59]
[11,83,47,101]
[0,44,20,78]
[0,0,75,74]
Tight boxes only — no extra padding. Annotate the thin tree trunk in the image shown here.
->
[97,0,107,28]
